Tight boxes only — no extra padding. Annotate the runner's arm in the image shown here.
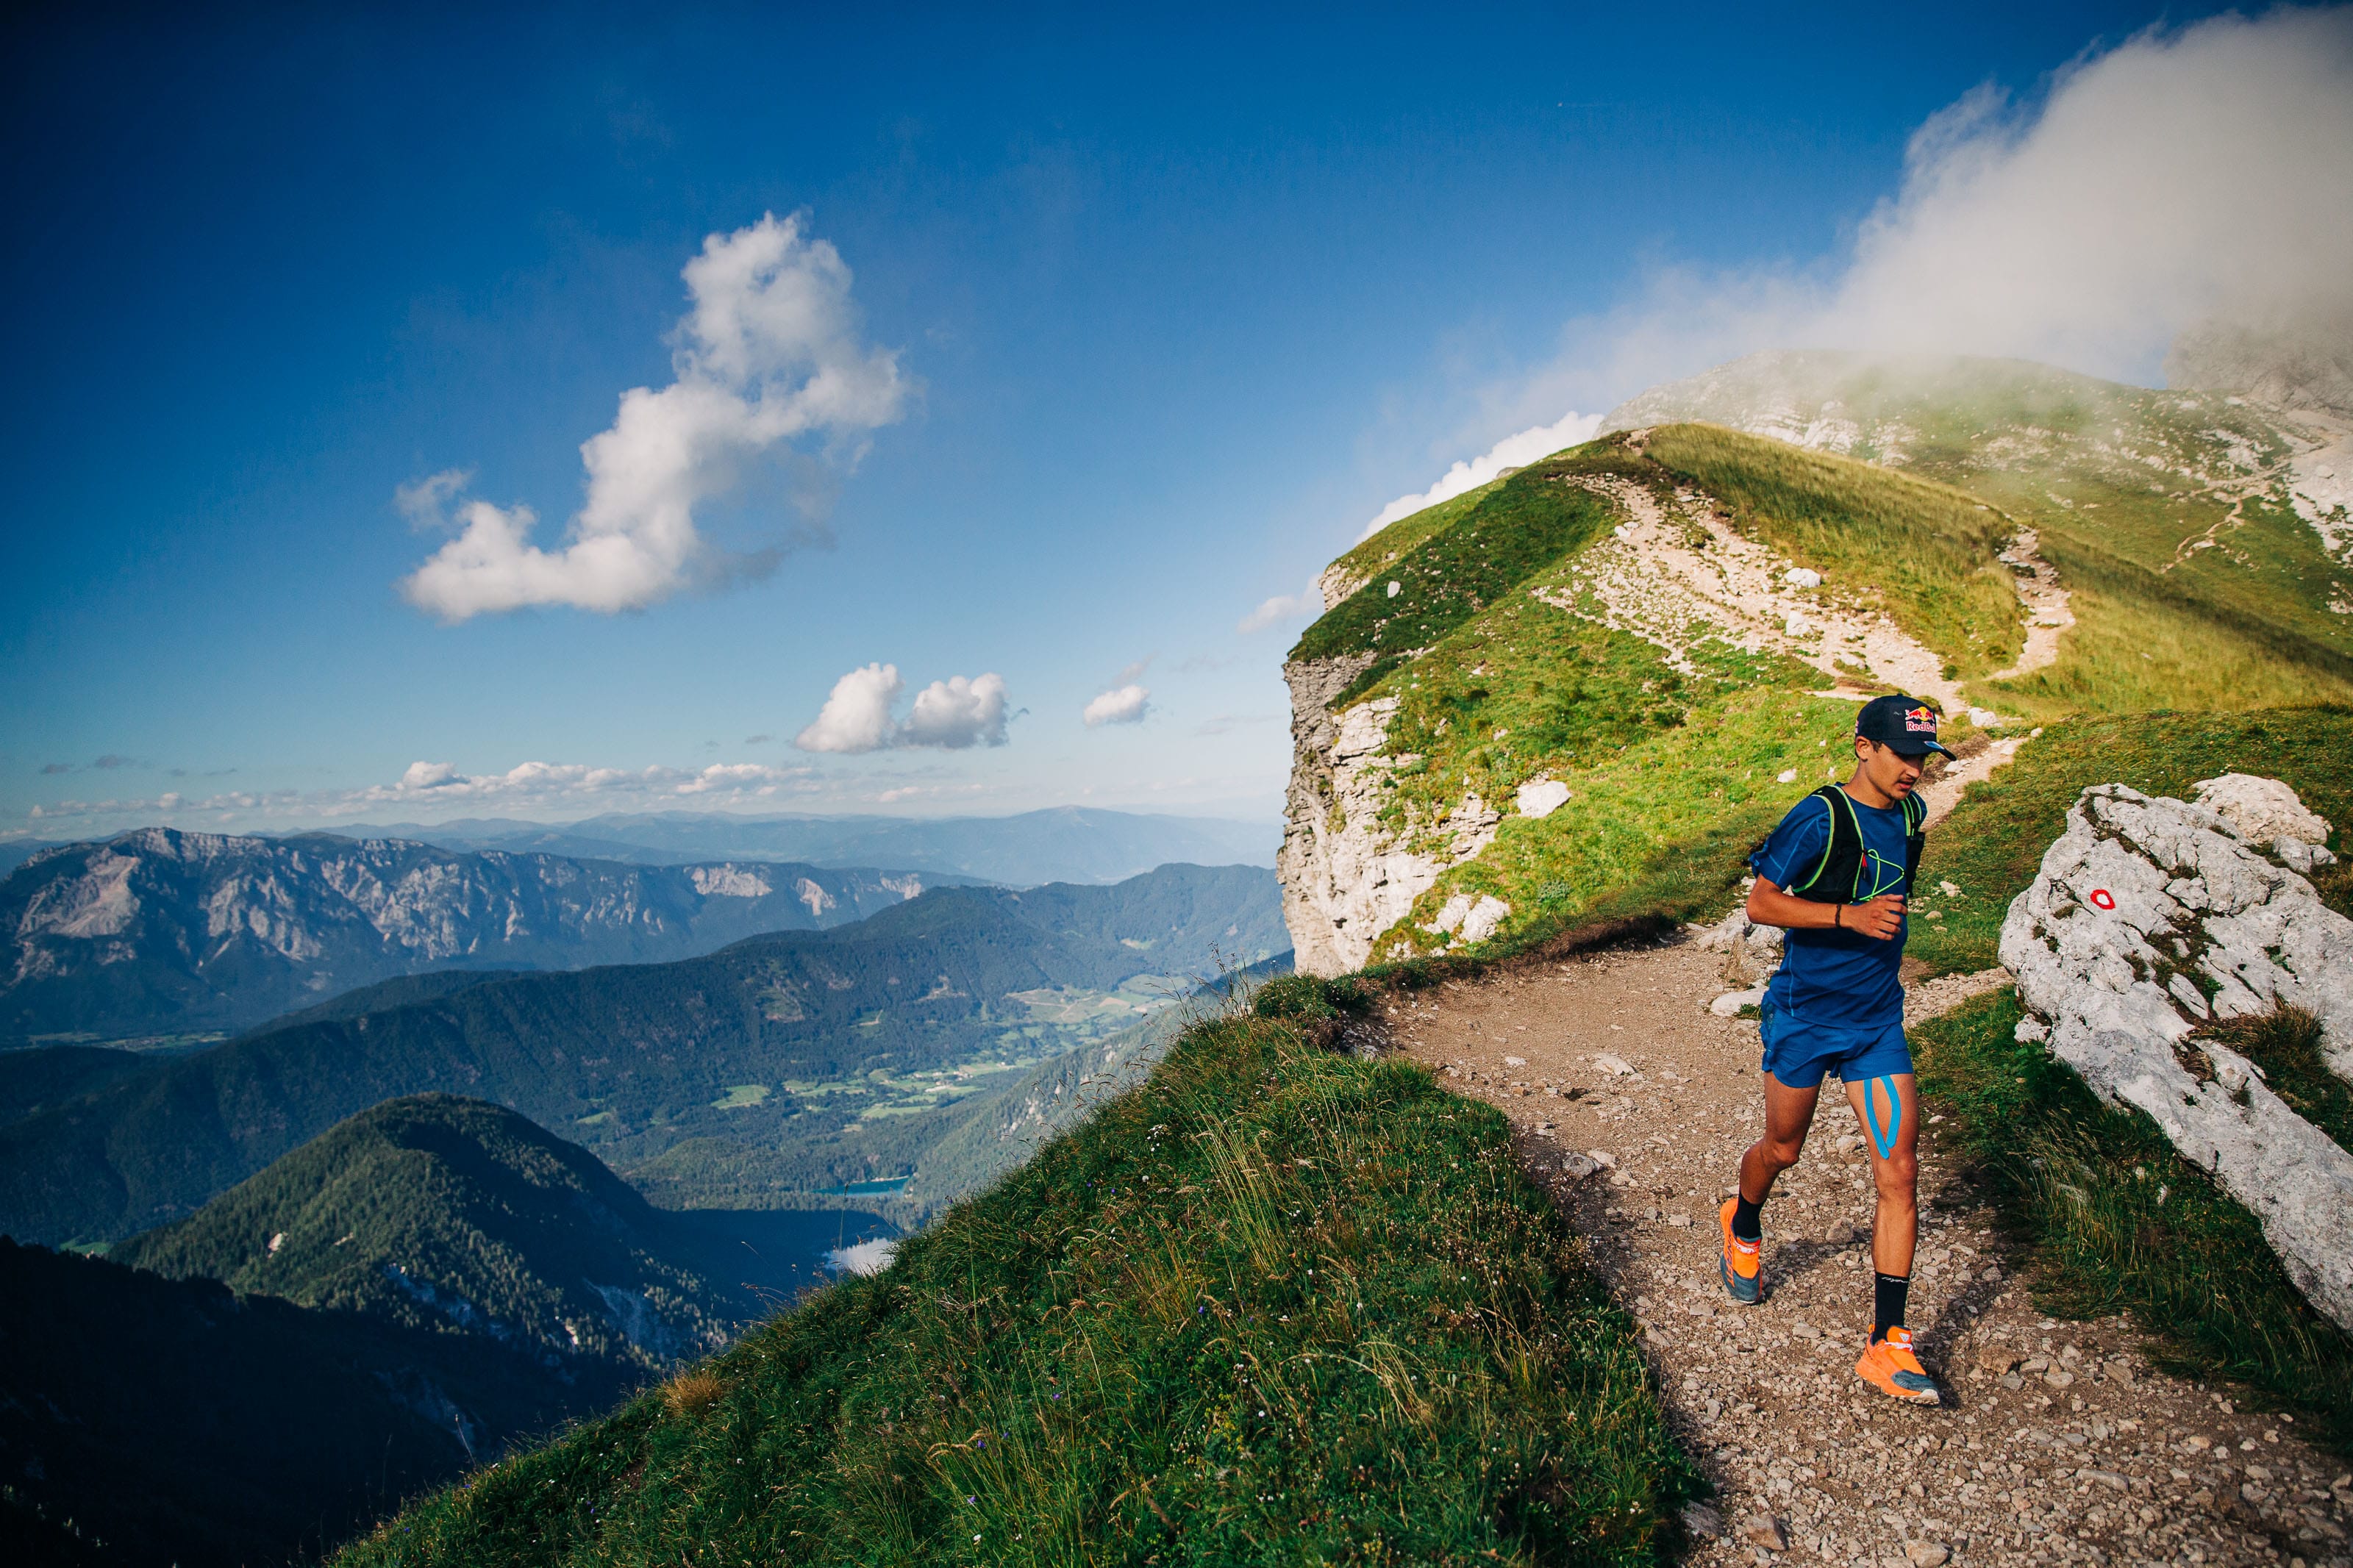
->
[1746,876,1905,939]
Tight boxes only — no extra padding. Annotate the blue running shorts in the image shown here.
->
[1758,995,1913,1089]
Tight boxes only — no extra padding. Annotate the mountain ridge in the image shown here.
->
[1280,350,2353,970]
[0,826,979,1045]
[319,805,1278,886]
[0,863,1285,1245]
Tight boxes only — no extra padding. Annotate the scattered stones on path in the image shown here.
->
[1385,937,2353,1567]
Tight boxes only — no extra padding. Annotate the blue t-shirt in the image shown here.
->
[1748,789,1912,1035]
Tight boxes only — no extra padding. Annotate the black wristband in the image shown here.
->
[1833,904,1842,929]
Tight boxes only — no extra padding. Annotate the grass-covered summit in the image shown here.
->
[1281,352,2353,970]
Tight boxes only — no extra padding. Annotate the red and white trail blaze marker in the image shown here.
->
[2090,889,2116,911]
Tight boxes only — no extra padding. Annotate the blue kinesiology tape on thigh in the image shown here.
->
[1865,1075,1902,1160]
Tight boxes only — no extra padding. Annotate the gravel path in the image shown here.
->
[1385,937,2353,1567]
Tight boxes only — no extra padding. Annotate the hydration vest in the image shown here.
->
[1782,785,1925,903]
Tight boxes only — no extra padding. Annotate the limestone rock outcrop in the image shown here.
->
[1279,654,1465,976]
[1999,781,2353,1330]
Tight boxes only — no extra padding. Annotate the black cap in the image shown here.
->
[1857,694,1955,758]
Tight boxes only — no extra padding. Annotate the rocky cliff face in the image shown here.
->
[1,828,940,1042]
[1282,652,1442,976]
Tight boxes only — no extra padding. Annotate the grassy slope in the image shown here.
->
[1613,351,2353,720]
[1640,424,2022,679]
[1294,426,2008,961]
[1296,359,2353,965]
[336,994,1690,1568]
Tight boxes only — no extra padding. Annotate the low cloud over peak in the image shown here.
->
[399,212,911,622]
[1513,8,2353,419]
[795,664,1010,753]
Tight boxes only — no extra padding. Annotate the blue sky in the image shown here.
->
[1,1,2313,839]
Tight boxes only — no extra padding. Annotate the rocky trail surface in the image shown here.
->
[1382,939,2353,1567]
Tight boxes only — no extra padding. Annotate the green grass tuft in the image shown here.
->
[335,1012,1693,1567]
[1911,990,2353,1456]
[2200,1006,2353,1158]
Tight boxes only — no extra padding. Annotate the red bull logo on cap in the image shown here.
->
[1904,705,1938,734]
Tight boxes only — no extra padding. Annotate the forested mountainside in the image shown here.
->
[109,1095,867,1366]
[0,827,976,1044]
[3,1100,893,1567]
[1281,351,2353,971]
[0,863,1285,1245]
[338,806,1278,885]
[0,1236,642,1568]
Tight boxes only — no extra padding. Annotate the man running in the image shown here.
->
[1717,693,1953,1406]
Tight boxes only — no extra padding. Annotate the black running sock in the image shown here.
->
[1872,1272,1911,1342]
[1731,1193,1763,1242]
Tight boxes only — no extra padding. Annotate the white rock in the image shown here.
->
[1503,1056,1525,1067]
[1385,580,1402,598]
[2000,781,2353,1330]
[1776,768,1798,783]
[1422,892,1511,945]
[1515,777,1572,818]
[1593,1053,1635,1076]
[1783,567,1822,588]
[1696,907,1751,951]
[1710,987,1765,1017]
[2195,772,2337,873]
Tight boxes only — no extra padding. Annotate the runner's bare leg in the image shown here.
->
[1737,1073,1824,1203]
[1843,1071,1920,1277]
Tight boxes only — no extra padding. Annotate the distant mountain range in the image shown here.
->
[0,827,979,1045]
[331,806,1278,886]
[0,863,1286,1245]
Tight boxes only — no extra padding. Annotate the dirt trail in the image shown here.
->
[1385,941,2353,1567]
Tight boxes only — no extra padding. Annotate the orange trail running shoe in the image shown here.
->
[1854,1325,1941,1405]
[1718,1198,1760,1306]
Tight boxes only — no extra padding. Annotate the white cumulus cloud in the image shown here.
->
[794,664,1010,753]
[903,673,1010,749]
[794,663,905,753]
[1358,409,1603,542]
[1082,684,1150,727]
[401,212,911,621]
